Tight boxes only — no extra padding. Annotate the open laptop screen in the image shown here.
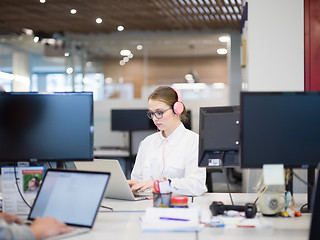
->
[28,169,110,228]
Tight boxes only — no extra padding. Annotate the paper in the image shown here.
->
[1,166,45,214]
[210,215,273,229]
[139,207,203,232]
[263,164,285,185]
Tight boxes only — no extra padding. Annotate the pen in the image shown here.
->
[159,217,190,221]
[237,225,255,228]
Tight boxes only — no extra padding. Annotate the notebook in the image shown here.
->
[75,159,152,201]
[309,164,320,240]
[27,169,111,239]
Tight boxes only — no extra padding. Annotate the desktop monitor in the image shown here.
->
[0,92,94,163]
[198,106,240,168]
[240,91,320,211]
[240,92,320,168]
[111,109,156,131]
[111,109,192,131]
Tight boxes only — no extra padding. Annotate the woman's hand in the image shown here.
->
[127,179,139,188]
[30,217,73,240]
[130,178,154,191]
[0,212,24,225]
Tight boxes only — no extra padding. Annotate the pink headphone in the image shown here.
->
[172,88,184,115]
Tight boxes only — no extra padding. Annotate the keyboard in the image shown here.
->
[134,188,153,197]
[47,227,90,240]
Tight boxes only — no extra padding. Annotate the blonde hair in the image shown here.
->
[148,86,189,123]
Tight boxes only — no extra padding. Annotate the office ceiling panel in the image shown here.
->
[0,0,242,35]
[0,0,243,60]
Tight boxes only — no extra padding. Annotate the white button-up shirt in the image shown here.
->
[131,123,207,196]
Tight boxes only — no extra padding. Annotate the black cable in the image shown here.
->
[13,166,32,209]
[223,170,234,205]
[292,171,314,191]
[100,205,113,211]
[219,151,234,205]
[300,203,308,213]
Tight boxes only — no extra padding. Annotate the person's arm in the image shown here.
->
[0,216,35,240]
[130,141,145,182]
[30,217,73,240]
[0,213,72,240]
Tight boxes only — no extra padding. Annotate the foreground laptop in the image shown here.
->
[27,169,110,239]
[75,159,152,201]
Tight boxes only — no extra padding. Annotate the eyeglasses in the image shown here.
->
[146,108,171,119]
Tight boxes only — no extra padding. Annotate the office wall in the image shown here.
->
[243,0,304,91]
[102,56,228,98]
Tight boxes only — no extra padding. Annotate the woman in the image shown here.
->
[26,177,40,193]
[128,86,207,196]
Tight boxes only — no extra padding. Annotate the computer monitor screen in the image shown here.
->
[0,92,94,162]
[111,109,192,131]
[111,109,156,131]
[198,106,240,168]
[241,92,320,168]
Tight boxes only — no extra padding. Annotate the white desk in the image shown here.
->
[69,193,310,240]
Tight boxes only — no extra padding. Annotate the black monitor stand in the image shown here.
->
[205,151,240,192]
[287,168,315,213]
[301,167,315,213]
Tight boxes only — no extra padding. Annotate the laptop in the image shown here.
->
[309,164,320,240]
[27,169,111,239]
[75,159,152,201]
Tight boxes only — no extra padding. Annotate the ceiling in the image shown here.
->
[0,0,243,60]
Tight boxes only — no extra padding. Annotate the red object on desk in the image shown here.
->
[237,225,255,228]
[153,180,160,193]
[171,196,188,208]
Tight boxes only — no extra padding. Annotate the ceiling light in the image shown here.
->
[217,48,228,55]
[137,45,143,50]
[64,52,70,57]
[219,36,230,42]
[119,60,125,66]
[184,73,194,83]
[128,53,133,58]
[120,49,131,56]
[117,25,124,31]
[40,0,46,3]
[33,36,40,43]
[96,18,102,24]
[70,9,77,14]
[66,67,73,74]
[123,57,129,62]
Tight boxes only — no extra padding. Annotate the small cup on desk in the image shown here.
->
[258,192,285,216]
[153,192,172,208]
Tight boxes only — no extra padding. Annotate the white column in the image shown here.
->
[228,31,242,105]
[12,51,30,91]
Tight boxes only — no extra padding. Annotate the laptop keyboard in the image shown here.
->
[133,188,153,197]
[46,227,90,240]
